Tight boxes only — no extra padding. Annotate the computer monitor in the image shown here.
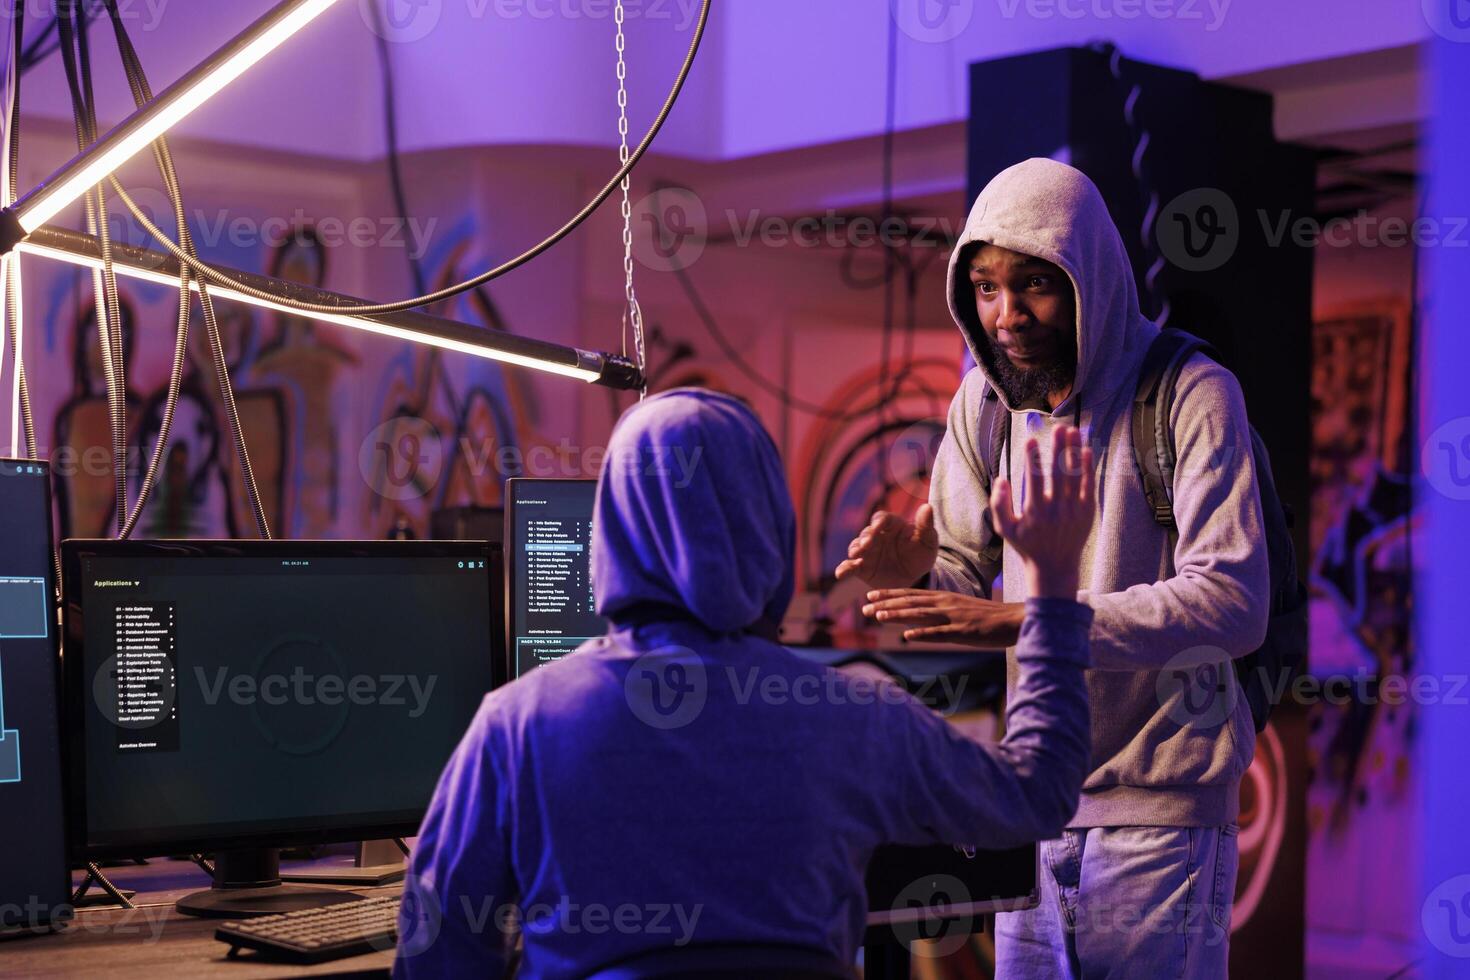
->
[504,479,606,679]
[0,459,70,934]
[61,539,499,917]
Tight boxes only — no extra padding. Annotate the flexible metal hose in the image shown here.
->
[103,0,712,318]
[103,4,272,540]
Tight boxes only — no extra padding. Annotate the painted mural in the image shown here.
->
[1305,300,1419,959]
[38,209,560,544]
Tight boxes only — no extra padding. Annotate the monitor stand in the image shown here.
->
[176,848,365,919]
[281,839,406,886]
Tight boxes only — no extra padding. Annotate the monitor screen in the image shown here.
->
[0,459,68,930]
[505,479,606,679]
[62,540,497,858]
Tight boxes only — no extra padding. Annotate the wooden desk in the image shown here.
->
[0,856,399,978]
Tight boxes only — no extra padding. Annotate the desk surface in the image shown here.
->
[3,843,1029,976]
[1,855,399,979]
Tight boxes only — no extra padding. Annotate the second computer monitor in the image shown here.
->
[62,539,498,860]
[505,479,606,679]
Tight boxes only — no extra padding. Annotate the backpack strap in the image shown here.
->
[1133,329,1218,531]
[977,382,1008,486]
[976,382,1008,568]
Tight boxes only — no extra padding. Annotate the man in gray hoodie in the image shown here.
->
[838,159,1269,978]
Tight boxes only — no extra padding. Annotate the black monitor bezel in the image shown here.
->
[0,458,71,932]
[60,537,499,862]
[503,478,599,684]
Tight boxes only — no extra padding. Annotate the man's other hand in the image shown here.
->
[834,504,939,590]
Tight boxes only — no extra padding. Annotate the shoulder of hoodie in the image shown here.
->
[1169,350,1253,430]
[949,365,993,419]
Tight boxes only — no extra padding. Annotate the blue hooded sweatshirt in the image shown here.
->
[394,389,1094,978]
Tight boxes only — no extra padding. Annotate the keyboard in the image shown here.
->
[215,894,400,964]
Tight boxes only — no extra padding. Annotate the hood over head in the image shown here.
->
[591,388,796,634]
[946,158,1159,415]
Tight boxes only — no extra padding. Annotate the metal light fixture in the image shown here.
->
[1,0,343,243]
[19,226,643,388]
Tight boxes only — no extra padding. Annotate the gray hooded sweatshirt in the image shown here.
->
[929,158,1270,828]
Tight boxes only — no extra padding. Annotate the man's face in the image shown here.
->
[966,243,1078,406]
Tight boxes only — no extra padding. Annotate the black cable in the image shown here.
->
[19,5,101,72]
[875,5,899,467]
[105,0,713,318]
[4,0,40,465]
[97,2,199,540]
[7,1,21,203]
[57,1,129,535]
[368,2,427,298]
[101,0,272,539]
[1088,41,1170,327]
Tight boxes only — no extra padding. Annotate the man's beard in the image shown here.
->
[980,330,1077,407]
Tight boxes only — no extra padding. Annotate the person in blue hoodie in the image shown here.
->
[394,388,1097,978]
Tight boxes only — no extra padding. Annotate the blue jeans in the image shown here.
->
[995,825,1238,980]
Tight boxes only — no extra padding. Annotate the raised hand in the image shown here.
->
[859,425,1094,646]
[834,503,939,590]
[990,425,1095,599]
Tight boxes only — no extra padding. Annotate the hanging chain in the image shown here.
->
[615,0,647,398]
